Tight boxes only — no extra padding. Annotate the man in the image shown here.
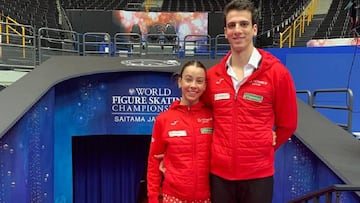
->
[202,0,298,202]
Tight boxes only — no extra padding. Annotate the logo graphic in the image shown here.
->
[243,93,263,103]
[111,87,180,124]
[216,78,224,84]
[168,130,187,137]
[214,93,230,101]
[129,88,136,95]
[200,127,213,134]
[197,117,213,123]
[170,120,179,126]
[249,79,268,86]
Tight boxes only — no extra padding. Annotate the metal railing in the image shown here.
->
[312,88,353,133]
[279,0,318,48]
[214,34,230,57]
[296,89,312,105]
[1,25,232,70]
[82,32,112,56]
[145,33,180,57]
[113,33,143,57]
[296,88,353,133]
[287,184,360,203]
[183,34,211,58]
[0,21,36,69]
[38,27,79,63]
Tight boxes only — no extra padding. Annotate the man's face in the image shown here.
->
[224,10,257,53]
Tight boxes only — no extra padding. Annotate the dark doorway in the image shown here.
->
[72,135,151,203]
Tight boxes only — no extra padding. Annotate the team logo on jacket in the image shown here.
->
[170,120,179,126]
[200,127,213,134]
[249,79,268,86]
[168,130,187,137]
[243,93,263,103]
[214,93,230,101]
[215,78,224,84]
[197,117,213,123]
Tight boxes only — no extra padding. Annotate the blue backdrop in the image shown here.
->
[270,46,360,133]
[53,72,180,202]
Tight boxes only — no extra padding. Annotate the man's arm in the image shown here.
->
[273,69,298,150]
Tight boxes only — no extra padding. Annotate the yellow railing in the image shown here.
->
[291,13,305,47]
[0,13,2,34]
[279,0,319,48]
[145,0,153,12]
[0,15,26,57]
[5,16,26,46]
[279,26,293,48]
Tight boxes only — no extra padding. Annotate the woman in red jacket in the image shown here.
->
[147,60,213,203]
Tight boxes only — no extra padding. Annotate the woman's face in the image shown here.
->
[178,65,206,106]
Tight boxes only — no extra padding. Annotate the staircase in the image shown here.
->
[293,14,326,47]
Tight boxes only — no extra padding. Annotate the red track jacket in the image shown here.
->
[147,100,213,203]
[203,49,297,180]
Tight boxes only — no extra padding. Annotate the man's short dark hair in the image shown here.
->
[223,0,258,26]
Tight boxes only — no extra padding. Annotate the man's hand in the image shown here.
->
[154,154,166,174]
[273,131,277,146]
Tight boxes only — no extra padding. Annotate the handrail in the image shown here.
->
[145,0,157,12]
[145,33,180,56]
[287,184,360,203]
[0,21,36,69]
[279,0,318,48]
[0,11,2,33]
[312,88,353,133]
[292,14,306,46]
[183,34,211,58]
[113,32,143,56]
[280,26,292,48]
[38,27,79,63]
[5,16,25,46]
[82,32,112,56]
[4,17,27,58]
[214,34,229,57]
[296,90,312,105]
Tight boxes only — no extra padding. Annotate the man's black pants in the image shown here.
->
[210,173,273,203]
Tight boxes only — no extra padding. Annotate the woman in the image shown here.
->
[147,60,213,203]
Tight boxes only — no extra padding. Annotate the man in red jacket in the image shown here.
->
[202,0,298,202]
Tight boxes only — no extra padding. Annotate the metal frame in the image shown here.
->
[312,88,353,133]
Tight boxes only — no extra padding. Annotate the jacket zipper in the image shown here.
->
[188,105,198,199]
